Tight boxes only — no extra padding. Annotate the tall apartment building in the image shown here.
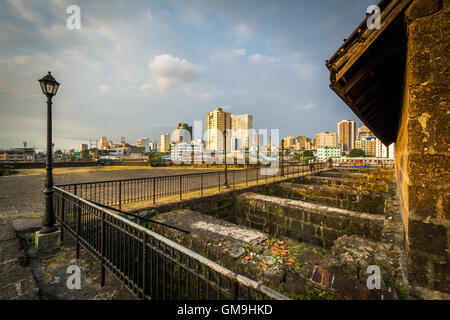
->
[231,114,253,150]
[337,120,356,152]
[295,136,314,151]
[206,107,231,151]
[137,138,150,153]
[172,123,192,144]
[355,136,377,157]
[160,134,170,153]
[282,136,297,150]
[78,144,88,152]
[315,132,337,147]
[357,125,373,140]
[149,140,158,152]
[99,136,112,150]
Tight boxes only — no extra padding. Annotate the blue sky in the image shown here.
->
[0,0,374,151]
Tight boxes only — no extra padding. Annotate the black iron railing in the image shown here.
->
[57,162,328,209]
[54,187,289,300]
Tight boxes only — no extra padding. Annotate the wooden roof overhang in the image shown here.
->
[326,0,412,146]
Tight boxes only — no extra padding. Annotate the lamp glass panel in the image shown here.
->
[46,83,53,94]
[40,81,46,94]
[52,83,59,95]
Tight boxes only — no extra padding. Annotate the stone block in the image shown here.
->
[408,219,448,256]
[35,229,61,253]
[406,0,442,22]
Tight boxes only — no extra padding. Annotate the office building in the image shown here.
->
[338,120,356,152]
[160,134,170,153]
[206,107,231,151]
[315,132,337,147]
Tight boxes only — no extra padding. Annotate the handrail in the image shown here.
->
[54,186,290,300]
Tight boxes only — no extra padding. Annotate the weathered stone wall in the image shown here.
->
[395,0,450,297]
[273,182,387,214]
[234,193,384,248]
[293,175,389,192]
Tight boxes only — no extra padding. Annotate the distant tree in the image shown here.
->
[303,150,314,158]
[348,148,365,158]
[55,149,63,155]
[147,152,165,165]
[80,150,91,161]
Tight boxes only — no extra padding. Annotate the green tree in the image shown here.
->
[80,150,91,161]
[348,148,365,157]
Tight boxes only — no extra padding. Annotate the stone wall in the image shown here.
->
[234,193,384,249]
[395,0,450,297]
[273,182,387,214]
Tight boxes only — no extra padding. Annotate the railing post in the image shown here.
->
[179,175,182,200]
[201,173,204,196]
[256,168,259,185]
[142,232,147,298]
[231,279,238,299]
[119,180,122,211]
[100,211,105,287]
[153,178,156,205]
[232,170,235,189]
[76,202,81,260]
[245,168,248,187]
[218,172,221,192]
[60,196,65,243]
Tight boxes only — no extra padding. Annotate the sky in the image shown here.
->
[0,0,375,151]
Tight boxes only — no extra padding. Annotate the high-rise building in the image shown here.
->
[315,132,337,147]
[355,136,377,157]
[99,136,112,150]
[79,144,88,152]
[337,120,356,152]
[149,140,158,152]
[172,123,193,144]
[230,114,253,150]
[357,125,373,140]
[206,107,231,151]
[282,136,297,150]
[137,138,150,153]
[160,134,170,153]
[295,136,314,151]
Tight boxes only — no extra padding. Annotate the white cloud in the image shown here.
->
[234,23,252,41]
[7,0,44,24]
[291,103,316,112]
[249,53,276,64]
[99,85,110,95]
[232,48,247,56]
[146,54,203,92]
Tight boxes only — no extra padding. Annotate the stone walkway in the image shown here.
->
[0,219,39,299]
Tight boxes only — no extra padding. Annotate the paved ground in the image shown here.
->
[0,166,218,219]
[0,166,219,300]
[0,219,39,299]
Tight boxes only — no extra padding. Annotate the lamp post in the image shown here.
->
[281,139,285,177]
[38,72,60,234]
[223,113,229,188]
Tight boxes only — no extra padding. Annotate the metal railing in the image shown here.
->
[54,187,289,300]
[57,162,328,209]
[0,164,14,176]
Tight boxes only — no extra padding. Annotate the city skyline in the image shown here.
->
[0,0,372,151]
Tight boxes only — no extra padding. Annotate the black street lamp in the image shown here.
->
[223,113,229,188]
[38,72,60,234]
